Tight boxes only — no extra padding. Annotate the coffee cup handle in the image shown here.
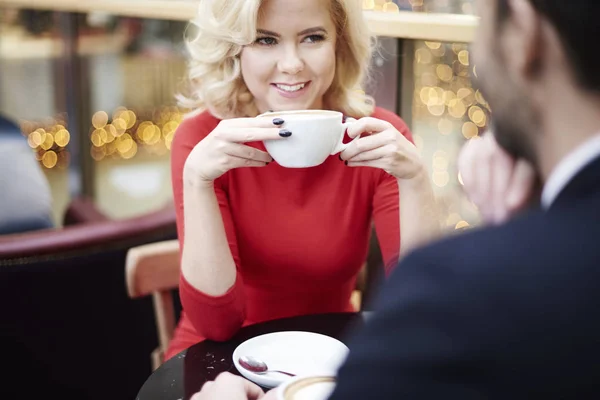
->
[331,117,359,155]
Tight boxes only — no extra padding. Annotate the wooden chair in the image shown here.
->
[125,239,180,371]
[125,237,377,370]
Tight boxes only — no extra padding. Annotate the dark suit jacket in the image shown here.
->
[330,156,600,399]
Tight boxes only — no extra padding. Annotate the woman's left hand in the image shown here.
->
[340,117,424,180]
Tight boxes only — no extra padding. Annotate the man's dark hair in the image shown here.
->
[497,0,600,92]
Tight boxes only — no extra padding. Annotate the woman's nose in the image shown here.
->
[277,46,304,75]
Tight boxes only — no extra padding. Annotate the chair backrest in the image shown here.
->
[125,239,180,370]
[0,205,177,400]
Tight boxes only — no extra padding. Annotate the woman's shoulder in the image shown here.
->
[371,107,409,131]
[177,109,221,137]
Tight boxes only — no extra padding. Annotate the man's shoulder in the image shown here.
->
[386,206,599,297]
[405,211,548,266]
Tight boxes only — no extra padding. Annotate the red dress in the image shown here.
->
[165,107,412,359]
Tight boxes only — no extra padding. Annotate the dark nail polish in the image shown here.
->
[279,129,292,137]
[273,118,284,126]
[345,160,348,166]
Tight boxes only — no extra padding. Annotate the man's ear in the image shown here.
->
[505,0,543,78]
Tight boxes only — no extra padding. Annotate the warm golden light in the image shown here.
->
[455,220,470,230]
[462,121,479,139]
[91,129,105,147]
[42,150,58,168]
[112,118,127,136]
[40,132,54,151]
[382,1,399,12]
[425,41,442,50]
[117,133,134,154]
[458,50,470,66]
[448,99,466,118]
[92,111,108,129]
[436,64,453,82]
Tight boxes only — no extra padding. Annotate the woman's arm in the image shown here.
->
[364,111,442,276]
[397,171,442,258]
[171,116,245,341]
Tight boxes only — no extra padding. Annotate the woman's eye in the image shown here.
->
[304,34,325,43]
[255,37,278,46]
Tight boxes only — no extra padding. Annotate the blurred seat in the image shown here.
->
[0,113,54,235]
[125,230,379,370]
[0,198,177,400]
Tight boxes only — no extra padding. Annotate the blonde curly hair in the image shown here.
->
[178,0,375,119]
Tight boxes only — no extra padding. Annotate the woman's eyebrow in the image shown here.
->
[256,26,327,37]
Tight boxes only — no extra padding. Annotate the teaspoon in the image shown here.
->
[238,355,296,377]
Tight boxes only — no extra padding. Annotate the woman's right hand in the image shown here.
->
[183,117,290,184]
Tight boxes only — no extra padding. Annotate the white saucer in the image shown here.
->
[232,331,349,388]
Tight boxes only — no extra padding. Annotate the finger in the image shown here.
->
[215,127,290,143]
[227,155,270,169]
[457,136,482,191]
[506,159,536,211]
[346,158,390,172]
[244,380,265,400]
[224,143,273,163]
[346,117,393,139]
[490,147,515,223]
[473,136,495,218]
[341,132,395,160]
[223,117,286,128]
[347,144,395,162]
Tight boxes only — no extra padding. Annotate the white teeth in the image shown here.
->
[276,83,305,92]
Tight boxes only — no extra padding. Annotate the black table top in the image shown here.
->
[136,312,368,400]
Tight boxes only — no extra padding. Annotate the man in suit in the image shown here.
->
[192,0,600,398]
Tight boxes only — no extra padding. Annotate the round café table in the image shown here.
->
[136,312,369,400]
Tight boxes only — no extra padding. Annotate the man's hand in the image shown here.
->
[458,133,537,224]
[190,372,266,400]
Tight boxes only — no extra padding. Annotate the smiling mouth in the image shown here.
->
[272,82,310,93]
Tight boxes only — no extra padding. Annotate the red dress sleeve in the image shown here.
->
[370,108,414,277]
[170,113,246,341]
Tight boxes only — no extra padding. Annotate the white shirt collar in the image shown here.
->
[541,133,600,208]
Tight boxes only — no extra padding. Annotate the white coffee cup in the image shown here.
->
[275,375,336,400]
[259,110,358,168]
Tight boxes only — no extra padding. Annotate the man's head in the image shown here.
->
[472,0,600,164]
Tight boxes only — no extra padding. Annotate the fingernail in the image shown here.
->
[273,118,284,126]
[279,129,292,137]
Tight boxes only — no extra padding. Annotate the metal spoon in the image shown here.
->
[238,355,296,377]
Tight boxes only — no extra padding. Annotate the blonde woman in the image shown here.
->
[167,0,441,361]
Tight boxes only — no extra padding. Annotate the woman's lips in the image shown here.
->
[271,81,311,99]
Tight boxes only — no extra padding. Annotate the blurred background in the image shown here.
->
[0,0,485,230]
[0,1,485,399]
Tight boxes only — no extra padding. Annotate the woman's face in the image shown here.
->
[240,0,337,114]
